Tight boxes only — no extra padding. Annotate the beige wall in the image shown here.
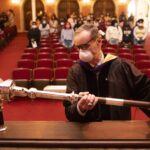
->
[1,1,21,31]
[1,0,129,32]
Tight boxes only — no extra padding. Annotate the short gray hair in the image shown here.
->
[75,24,99,40]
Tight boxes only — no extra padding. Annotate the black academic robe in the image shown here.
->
[63,57,150,122]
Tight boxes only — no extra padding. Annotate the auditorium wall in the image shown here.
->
[0,0,140,32]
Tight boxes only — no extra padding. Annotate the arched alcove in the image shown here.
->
[93,0,116,18]
[58,0,79,20]
[23,0,44,30]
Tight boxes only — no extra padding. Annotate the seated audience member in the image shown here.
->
[106,19,123,45]
[6,9,15,27]
[0,28,5,38]
[39,18,50,38]
[60,22,74,49]
[0,12,8,30]
[49,14,58,33]
[63,24,150,122]
[122,22,133,47]
[74,19,83,31]
[27,21,41,48]
[133,19,147,45]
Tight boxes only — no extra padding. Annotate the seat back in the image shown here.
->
[135,60,150,69]
[54,67,69,79]
[38,52,52,59]
[37,59,53,68]
[55,59,73,67]
[21,53,36,60]
[18,59,35,69]
[70,52,79,61]
[33,67,53,79]
[53,52,68,60]
[12,68,32,80]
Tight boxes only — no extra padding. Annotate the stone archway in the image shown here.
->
[93,0,116,18]
[23,0,44,30]
[58,0,79,20]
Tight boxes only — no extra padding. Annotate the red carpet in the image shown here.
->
[0,33,149,121]
[3,98,66,121]
[0,33,66,121]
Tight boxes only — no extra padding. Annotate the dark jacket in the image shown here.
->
[63,57,150,122]
[27,28,41,47]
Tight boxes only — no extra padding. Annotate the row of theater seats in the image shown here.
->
[21,50,79,61]
[12,35,78,90]
[103,45,150,78]
[12,67,69,90]
[12,35,150,90]
[18,58,74,69]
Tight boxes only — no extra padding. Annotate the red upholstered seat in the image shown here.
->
[38,52,52,59]
[18,59,35,69]
[40,42,50,47]
[40,47,53,53]
[21,53,36,60]
[12,68,32,88]
[24,48,37,54]
[36,59,53,68]
[33,67,53,90]
[141,69,150,78]
[103,47,116,54]
[55,58,73,68]
[33,67,53,79]
[118,53,133,60]
[135,60,150,70]
[134,54,150,61]
[55,47,67,53]
[133,48,146,54]
[70,52,79,61]
[118,47,131,54]
[53,67,69,85]
[53,52,68,60]
[132,44,143,49]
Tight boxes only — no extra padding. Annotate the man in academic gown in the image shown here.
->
[63,24,150,122]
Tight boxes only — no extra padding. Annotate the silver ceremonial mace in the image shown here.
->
[0,79,150,108]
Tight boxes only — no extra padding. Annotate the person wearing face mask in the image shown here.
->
[106,19,123,45]
[39,19,50,38]
[133,19,147,45]
[27,21,41,48]
[60,22,74,50]
[63,24,150,122]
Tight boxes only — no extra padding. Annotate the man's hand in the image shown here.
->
[77,92,98,114]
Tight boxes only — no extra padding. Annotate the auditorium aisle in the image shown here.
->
[0,33,27,80]
[0,33,66,121]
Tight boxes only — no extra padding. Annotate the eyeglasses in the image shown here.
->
[75,38,94,50]
[75,36,101,50]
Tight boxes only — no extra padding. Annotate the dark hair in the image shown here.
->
[32,21,37,25]
[137,19,144,23]
[111,19,118,26]
[64,22,72,29]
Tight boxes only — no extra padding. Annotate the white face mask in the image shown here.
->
[138,23,143,27]
[42,20,46,24]
[79,49,94,62]
[32,25,37,28]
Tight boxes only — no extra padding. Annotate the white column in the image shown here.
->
[31,0,36,21]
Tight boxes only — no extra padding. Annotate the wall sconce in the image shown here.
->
[83,0,90,4]
[11,0,20,4]
[119,0,127,4]
[46,0,55,4]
